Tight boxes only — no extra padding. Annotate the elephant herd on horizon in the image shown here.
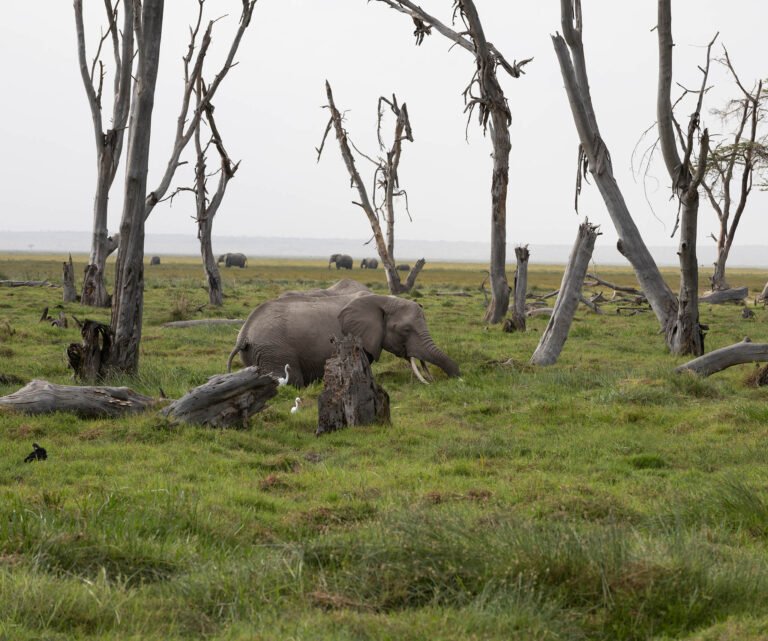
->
[330,253,410,272]
[228,279,459,388]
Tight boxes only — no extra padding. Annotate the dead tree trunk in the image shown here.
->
[75,0,133,308]
[162,367,277,428]
[676,337,768,377]
[317,335,390,436]
[0,379,155,418]
[553,0,679,341]
[62,254,78,303]
[373,0,531,317]
[757,282,768,305]
[656,0,712,356]
[508,245,530,331]
[318,84,423,294]
[699,287,748,304]
[530,221,599,366]
[67,319,113,383]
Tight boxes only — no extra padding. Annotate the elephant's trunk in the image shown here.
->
[409,333,460,378]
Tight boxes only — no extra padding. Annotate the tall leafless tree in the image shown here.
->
[74,0,134,307]
[318,82,423,294]
[553,0,679,345]
[374,0,531,322]
[702,52,766,291]
[656,0,711,356]
[108,0,256,376]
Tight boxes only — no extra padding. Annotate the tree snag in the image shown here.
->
[67,318,113,383]
[62,254,78,303]
[506,245,530,331]
[530,220,600,366]
[317,335,390,436]
[374,0,531,322]
[318,83,423,294]
[553,0,679,342]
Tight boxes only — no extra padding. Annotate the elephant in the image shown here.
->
[226,281,460,387]
[396,264,410,272]
[150,256,161,265]
[360,258,379,269]
[329,253,353,270]
[218,253,247,268]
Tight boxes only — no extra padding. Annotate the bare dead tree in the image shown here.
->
[373,0,531,322]
[553,0,681,349]
[702,51,766,291]
[656,0,712,356]
[318,82,424,294]
[108,0,256,377]
[74,0,134,307]
[507,245,530,331]
[191,81,240,306]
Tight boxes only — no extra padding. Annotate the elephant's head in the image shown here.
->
[338,294,460,380]
[328,254,340,270]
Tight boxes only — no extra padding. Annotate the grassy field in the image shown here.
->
[1,254,768,640]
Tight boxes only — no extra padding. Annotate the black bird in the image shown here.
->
[24,443,47,463]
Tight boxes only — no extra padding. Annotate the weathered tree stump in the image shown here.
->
[317,335,390,436]
[506,245,530,332]
[530,221,600,366]
[757,282,768,305]
[63,254,78,303]
[162,366,278,428]
[0,379,156,418]
[699,287,748,304]
[66,318,113,383]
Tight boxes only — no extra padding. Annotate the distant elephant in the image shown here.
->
[360,258,379,269]
[150,256,161,265]
[329,253,353,270]
[218,253,247,268]
[396,264,410,272]
[227,281,460,387]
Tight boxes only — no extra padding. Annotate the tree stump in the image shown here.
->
[699,287,748,304]
[63,254,78,303]
[506,245,530,332]
[317,335,390,436]
[0,379,156,418]
[161,366,278,428]
[66,318,113,383]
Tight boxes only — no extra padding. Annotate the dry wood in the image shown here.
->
[507,245,530,331]
[530,221,599,366]
[584,274,645,298]
[676,338,768,377]
[434,291,471,297]
[162,366,277,428]
[67,318,112,383]
[758,282,768,304]
[527,308,554,317]
[63,254,78,303]
[699,287,748,304]
[161,319,244,328]
[0,281,56,288]
[317,335,390,436]
[0,379,156,418]
[579,294,602,314]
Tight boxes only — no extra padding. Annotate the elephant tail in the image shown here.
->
[226,342,244,372]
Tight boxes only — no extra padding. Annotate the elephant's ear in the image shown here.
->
[339,296,385,361]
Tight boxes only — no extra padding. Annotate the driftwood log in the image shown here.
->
[161,319,244,329]
[584,274,646,300]
[699,287,749,305]
[676,338,768,377]
[317,335,390,436]
[63,254,78,303]
[0,379,156,418]
[0,280,58,288]
[530,221,600,366]
[527,307,554,317]
[162,366,278,428]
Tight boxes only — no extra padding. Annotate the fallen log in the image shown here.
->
[699,287,749,305]
[584,274,645,298]
[676,338,768,377]
[317,335,390,435]
[433,291,472,297]
[0,280,58,288]
[527,307,554,317]
[161,319,244,329]
[162,366,278,428]
[0,379,156,418]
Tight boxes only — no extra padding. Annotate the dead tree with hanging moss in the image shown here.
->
[373,0,531,322]
[317,82,423,295]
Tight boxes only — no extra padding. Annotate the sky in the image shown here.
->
[0,0,766,254]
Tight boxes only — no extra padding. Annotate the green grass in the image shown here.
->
[1,254,768,640]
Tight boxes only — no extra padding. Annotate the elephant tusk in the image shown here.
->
[410,357,430,385]
[419,359,435,383]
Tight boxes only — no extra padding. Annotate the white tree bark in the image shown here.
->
[676,339,768,377]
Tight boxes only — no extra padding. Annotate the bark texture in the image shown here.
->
[0,379,155,418]
[162,366,277,428]
[508,245,530,331]
[62,254,78,303]
[317,335,390,436]
[676,338,768,377]
[67,319,113,383]
[530,221,599,366]
[699,287,748,305]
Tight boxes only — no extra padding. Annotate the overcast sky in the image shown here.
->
[1,0,765,251]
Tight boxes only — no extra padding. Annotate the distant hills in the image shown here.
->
[1,230,766,268]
